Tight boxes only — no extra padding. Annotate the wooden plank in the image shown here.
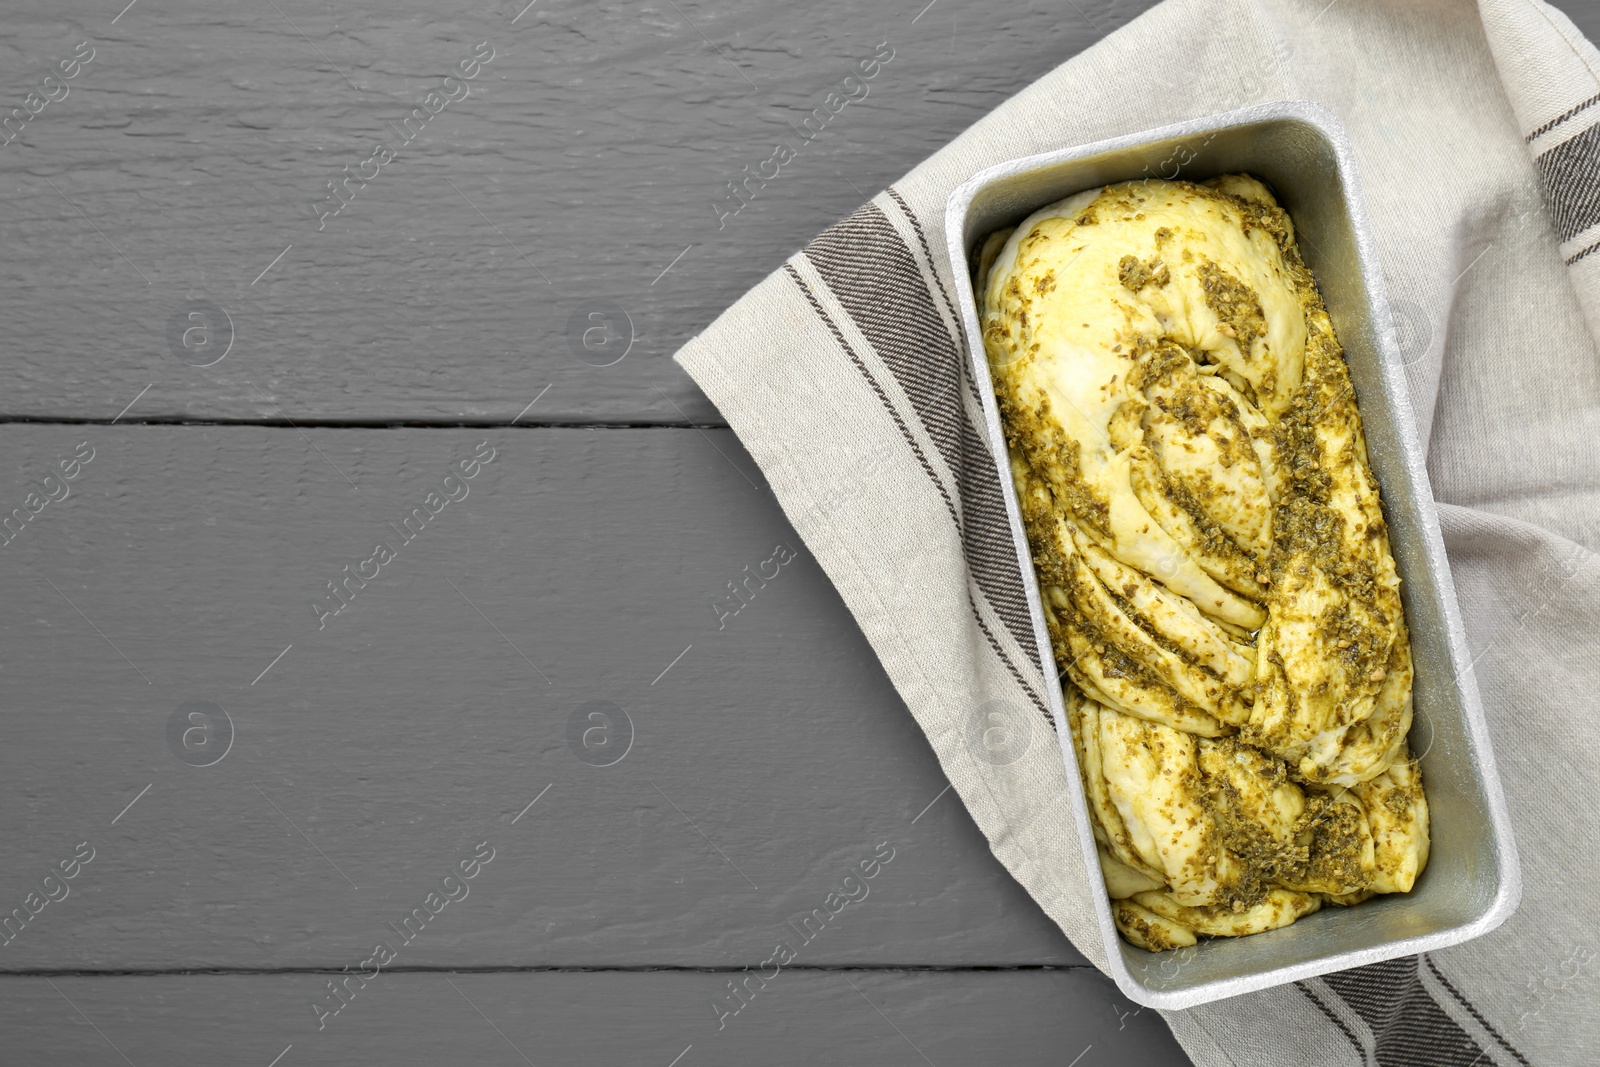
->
[0,424,1084,970]
[0,969,1187,1066]
[2,0,1595,425]
[0,0,1157,424]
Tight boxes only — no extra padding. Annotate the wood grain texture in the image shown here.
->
[6,0,1591,426]
[0,424,1085,971]
[0,0,1160,425]
[1,969,1186,1066]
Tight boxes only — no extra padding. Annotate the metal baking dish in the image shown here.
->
[944,100,1521,1010]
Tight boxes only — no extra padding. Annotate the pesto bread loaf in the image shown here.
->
[979,175,1428,950]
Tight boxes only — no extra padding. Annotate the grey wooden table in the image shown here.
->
[4,1,1596,1064]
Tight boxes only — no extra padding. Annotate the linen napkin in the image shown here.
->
[674,0,1600,1063]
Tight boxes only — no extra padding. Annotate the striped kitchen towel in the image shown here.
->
[1481,0,1600,341]
[673,0,1600,1064]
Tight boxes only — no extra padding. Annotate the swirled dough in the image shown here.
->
[983,176,1428,949]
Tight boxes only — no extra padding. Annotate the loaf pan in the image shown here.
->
[943,100,1521,1010]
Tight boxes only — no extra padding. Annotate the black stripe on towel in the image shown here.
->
[883,187,990,420]
[783,261,1052,725]
[1526,90,1600,143]
[1534,119,1600,244]
[884,186,964,341]
[1322,956,1491,1066]
[804,203,1044,679]
[1296,981,1368,1061]
[1424,955,1531,1067]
